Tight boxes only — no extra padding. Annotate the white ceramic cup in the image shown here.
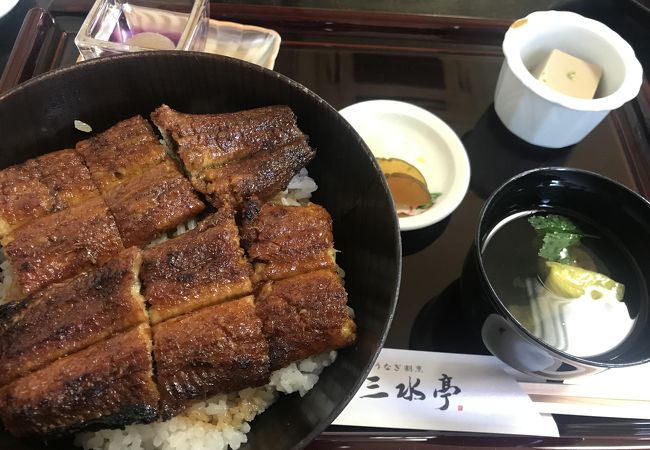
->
[494,11,643,148]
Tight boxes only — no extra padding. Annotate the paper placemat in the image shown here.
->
[334,348,559,437]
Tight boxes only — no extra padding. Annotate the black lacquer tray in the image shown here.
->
[2,2,650,448]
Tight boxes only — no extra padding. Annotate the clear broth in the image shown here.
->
[482,211,640,358]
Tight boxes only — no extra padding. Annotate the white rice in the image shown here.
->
[172,218,198,237]
[74,120,93,133]
[272,168,318,206]
[75,351,337,450]
[145,217,198,248]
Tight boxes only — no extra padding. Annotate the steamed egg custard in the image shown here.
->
[482,212,639,358]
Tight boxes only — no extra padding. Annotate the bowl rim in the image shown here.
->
[0,50,402,449]
[502,10,643,112]
[475,166,650,368]
[338,99,470,231]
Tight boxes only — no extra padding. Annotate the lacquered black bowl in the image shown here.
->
[0,52,401,449]
[461,167,650,380]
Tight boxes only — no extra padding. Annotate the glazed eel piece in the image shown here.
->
[76,115,206,248]
[75,115,167,194]
[0,203,357,437]
[103,159,205,248]
[0,115,206,303]
[0,149,99,245]
[240,200,336,284]
[151,104,304,176]
[193,137,315,208]
[0,248,146,388]
[256,269,356,371]
[152,296,270,419]
[2,196,124,301]
[0,107,356,438]
[0,324,159,437]
[140,205,252,324]
[151,104,315,208]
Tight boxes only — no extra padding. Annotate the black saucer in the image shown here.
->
[400,215,451,256]
[409,279,489,355]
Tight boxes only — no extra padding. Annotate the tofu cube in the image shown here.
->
[531,49,602,99]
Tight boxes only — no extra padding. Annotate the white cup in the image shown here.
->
[494,11,643,148]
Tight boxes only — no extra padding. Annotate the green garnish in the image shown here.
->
[539,231,581,263]
[417,192,442,210]
[528,214,580,234]
[528,214,582,264]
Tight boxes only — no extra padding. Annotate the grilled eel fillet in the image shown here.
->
[241,201,336,283]
[0,202,356,437]
[103,160,205,248]
[0,149,99,245]
[151,104,303,176]
[0,247,147,387]
[75,115,167,194]
[141,206,252,324]
[0,324,159,437]
[2,197,124,300]
[76,115,205,247]
[256,270,356,370]
[153,296,269,419]
[0,108,356,437]
[193,138,315,208]
[151,105,315,208]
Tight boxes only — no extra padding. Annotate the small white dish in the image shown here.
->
[0,0,19,19]
[339,100,470,231]
[494,11,643,148]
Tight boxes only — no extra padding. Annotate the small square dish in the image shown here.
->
[75,0,280,70]
[75,0,210,59]
[206,20,281,70]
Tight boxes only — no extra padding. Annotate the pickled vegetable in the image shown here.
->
[377,157,426,184]
[385,173,430,211]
